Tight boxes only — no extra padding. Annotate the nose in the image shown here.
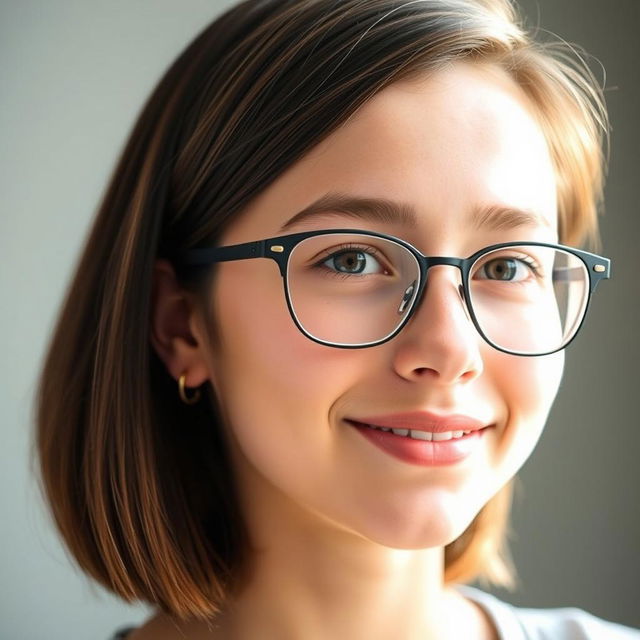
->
[391,266,484,384]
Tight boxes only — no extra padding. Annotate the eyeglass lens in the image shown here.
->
[285,233,590,354]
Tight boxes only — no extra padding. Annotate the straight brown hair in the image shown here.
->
[35,0,608,619]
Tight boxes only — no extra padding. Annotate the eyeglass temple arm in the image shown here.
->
[179,240,289,276]
[181,240,264,264]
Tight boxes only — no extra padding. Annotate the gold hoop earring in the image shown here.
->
[178,372,201,405]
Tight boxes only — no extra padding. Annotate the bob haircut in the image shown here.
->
[35,0,608,620]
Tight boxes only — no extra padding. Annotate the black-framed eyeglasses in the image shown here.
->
[179,229,611,356]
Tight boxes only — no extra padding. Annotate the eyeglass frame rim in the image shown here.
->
[177,228,611,356]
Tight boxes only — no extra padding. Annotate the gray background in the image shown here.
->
[1,1,638,638]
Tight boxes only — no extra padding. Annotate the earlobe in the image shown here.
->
[149,259,210,388]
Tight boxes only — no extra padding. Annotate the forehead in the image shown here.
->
[225,62,557,243]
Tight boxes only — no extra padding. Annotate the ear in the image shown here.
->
[149,259,211,388]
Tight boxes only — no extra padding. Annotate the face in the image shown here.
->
[201,63,563,550]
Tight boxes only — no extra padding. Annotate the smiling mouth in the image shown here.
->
[346,419,491,466]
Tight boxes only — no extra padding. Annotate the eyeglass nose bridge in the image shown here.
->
[406,255,472,324]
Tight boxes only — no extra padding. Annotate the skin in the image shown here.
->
[147,62,564,639]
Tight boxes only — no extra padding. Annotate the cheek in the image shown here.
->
[490,349,564,476]
[211,271,351,416]
[206,262,364,480]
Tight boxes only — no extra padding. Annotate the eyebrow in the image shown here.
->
[472,205,552,231]
[279,193,418,231]
[279,192,551,232]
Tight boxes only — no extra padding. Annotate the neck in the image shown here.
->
[229,543,452,640]
[209,469,483,640]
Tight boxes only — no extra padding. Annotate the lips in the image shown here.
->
[346,411,491,466]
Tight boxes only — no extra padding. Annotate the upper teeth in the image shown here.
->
[367,425,472,441]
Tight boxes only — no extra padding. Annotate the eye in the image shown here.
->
[475,256,537,282]
[322,248,385,275]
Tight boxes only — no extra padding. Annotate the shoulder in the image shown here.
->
[514,606,640,639]
[108,615,166,640]
[109,628,136,640]
[457,585,640,640]
[108,611,219,640]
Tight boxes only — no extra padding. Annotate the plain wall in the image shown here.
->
[1,1,638,638]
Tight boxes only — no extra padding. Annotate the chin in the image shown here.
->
[338,490,488,551]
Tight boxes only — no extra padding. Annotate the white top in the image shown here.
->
[457,585,640,639]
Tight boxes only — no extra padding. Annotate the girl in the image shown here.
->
[35,0,638,638]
